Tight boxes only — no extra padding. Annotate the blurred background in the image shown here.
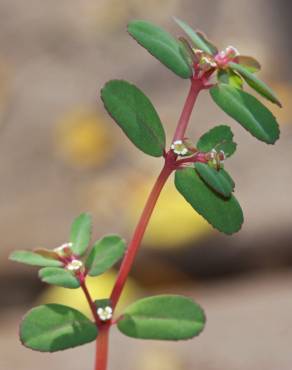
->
[0,0,291,369]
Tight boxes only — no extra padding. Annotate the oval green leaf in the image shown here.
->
[117,295,205,340]
[70,213,92,256]
[195,163,234,198]
[128,20,192,78]
[101,80,166,157]
[20,304,98,352]
[174,17,217,55]
[86,235,126,276]
[229,62,282,107]
[210,84,280,144]
[197,125,237,158]
[39,267,80,289]
[175,168,243,234]
[9,250,62,267]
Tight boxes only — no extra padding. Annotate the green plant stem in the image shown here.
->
[93,76,203,370]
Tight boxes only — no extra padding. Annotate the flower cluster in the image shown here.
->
[194,45,239,73]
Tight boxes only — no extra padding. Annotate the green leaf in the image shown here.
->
[197,125,237,158]
[101,80,166,157]
[235,55,261,72]
[70,213,92,256]
[229,62,282,107]
[218,69,243,89]
[174,17,217,55]
[9,250,62,267]
[128,20,192,79]
[175,168,243,234]
[86,235,126,276]
[210,84,280,144]
[39,267,80,289]
[20,304,98,352]
[117,295,205,340]
[195,163,234,198]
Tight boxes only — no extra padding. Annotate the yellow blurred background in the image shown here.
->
[0,0,291,369]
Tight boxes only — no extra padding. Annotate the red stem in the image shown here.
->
[110,161,174,307]
[172,78,204,141]
[87,75,204,370]
[80,281,100,325]
[95,324,110,370]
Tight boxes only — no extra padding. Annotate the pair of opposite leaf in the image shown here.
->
[10,213,126,289]
[101,18,281,235]
[126,18,281,144]
[10,214,206,352]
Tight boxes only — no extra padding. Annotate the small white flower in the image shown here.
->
[97,306,113,322]
[66,259,83,271]
[171,140,188,156]
[54,242,73,254]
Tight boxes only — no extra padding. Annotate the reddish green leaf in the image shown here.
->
[9,250,62,267]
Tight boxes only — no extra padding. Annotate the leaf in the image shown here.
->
[197,125,237,158]
[235,55,261,72]
[210,84,280,144]
[117,295,205,340]
[174,17,217,55]
[128,20,192,79]
[34,248,60,260]
[195,163,234,198]
[20,304,98,352]
[86,235,126,276]
[101,80,166,157]
[178,37,196,66]
[218,69,243,89]
[175,168,243,234]
[229,62,282,107]
[39,267,80,289]
[9,250,62,267]
[70,213,92,256]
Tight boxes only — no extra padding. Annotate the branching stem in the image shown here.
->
[86,76,205,370]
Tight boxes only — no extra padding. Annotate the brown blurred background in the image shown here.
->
[0,0,291,369]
